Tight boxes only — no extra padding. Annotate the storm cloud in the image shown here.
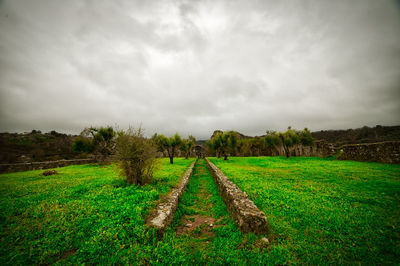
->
[0,0,399,139]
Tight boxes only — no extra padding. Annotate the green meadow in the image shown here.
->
[0,158,195,265]
[0,158,271,265]
[1,156,399,265]
[210,156,400,265]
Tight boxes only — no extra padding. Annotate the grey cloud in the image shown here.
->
[0,0,399,139]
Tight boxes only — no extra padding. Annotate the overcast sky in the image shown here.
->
[0,0,399,139]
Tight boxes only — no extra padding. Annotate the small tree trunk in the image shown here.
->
[224,154,228,160]
[284,145,290,158]
[169,148,174,164]
[185,153,189,159]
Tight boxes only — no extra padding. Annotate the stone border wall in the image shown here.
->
[338,141,400,164]
[270,140,336,157]
[146,159,196,236]
[0,158,97,174]
[205,158,269,233]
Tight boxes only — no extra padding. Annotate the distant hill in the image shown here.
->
[311,125,400,146]
[0,131,79,164]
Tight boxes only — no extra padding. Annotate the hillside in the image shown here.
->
[0,131,78,164]
[311,125,400,146]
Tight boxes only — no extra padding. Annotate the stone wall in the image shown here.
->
[269,140,336,157]
[338,141,400,164]
[147,160,196,236]
[0,158,97,173]
[205,158,269,233]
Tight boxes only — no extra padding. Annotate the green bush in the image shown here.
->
[72,136,94,153]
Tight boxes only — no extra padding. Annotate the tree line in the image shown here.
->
[206,127,314,160]
[72,126,196,185]
[72,126,313,186]
[72,127,197,163]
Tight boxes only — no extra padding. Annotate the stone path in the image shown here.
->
[173,159,230,245]
[152,159,271,263]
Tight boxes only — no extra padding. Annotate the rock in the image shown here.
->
[146,160,196,236]
[19,155,31,163]
[261,237,269,243]
[205,158,269,233]
[43,170,58,176]
[186,223,192,227]
[209,224,213,227]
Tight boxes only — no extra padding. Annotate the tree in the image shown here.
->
[224,131,238,160]
[206,132,223,158]
[180,135,196,159]
[237,138,251,157]
[298,128,314,146]
[264,130,281,155]
[72,136,94,154]
[209,131,238,160]
[264,127,314,158]
[154,133,182,164]
[249,137,264,156]
[116,127,157,185]
[82,126,116,162]
[278,127,300,158]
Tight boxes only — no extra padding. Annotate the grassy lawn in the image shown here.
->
[2,156,399,265]
[0,158,195,265]
[209,156,400,265]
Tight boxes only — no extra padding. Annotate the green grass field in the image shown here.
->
[0,158,195,265]
[0,158,275,265]
[2,156,399,265]
[210,156,400,265]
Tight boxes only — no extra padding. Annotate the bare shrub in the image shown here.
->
[116,127,157,185]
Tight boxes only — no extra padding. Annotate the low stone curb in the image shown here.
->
[205,158,269,233]
[147,159,197,236]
